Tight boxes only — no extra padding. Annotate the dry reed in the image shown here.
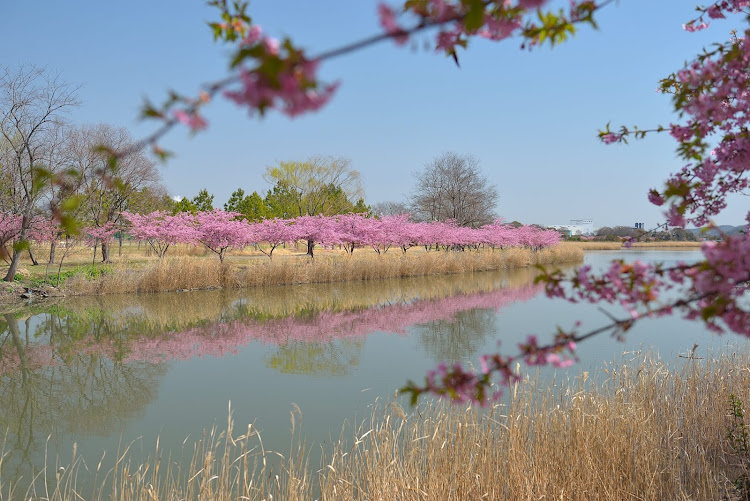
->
[5,350,750,500]
[63,244,583,296]
[322,350,750,500]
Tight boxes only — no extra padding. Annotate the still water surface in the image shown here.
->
[1,250,746,488]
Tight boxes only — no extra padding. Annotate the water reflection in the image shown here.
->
[416,308,498,363]
[1,269,545,373]
[0,268,548,482]
[264,339,363,375]
[0,312,166,481]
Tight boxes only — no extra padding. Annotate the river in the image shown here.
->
[0,249,746,494]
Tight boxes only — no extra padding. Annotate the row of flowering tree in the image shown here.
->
[121,210,560,261]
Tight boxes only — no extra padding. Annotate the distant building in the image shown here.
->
[570,219,594,234]
[634,222,645,230]
[548,225,586,236]
[548,219,594,236]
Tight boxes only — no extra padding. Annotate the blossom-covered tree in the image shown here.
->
[122,211,197,259]
[251,218,299,259]
[193,209,250,263]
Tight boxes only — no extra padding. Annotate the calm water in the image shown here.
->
[1,250,747,490]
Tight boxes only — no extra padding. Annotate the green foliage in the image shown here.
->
[128,187,174,214]
[173,188,214,214]
[263,156,364,218]
[224,188,269,221]
[22,264,114,288]
[173,196,197,214]
[192,188,215,212]
[264,180,301,218]
[352,197,372,216]
[12,239,30,252]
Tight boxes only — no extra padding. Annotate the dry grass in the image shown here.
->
[322,351,750,500]
[62,244,583,296]
[6,351,750,500]
[1,404,310,501]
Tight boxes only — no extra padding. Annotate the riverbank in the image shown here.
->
[0,244,582,307]
[5,350,748,500]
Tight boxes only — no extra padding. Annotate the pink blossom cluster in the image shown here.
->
[409,326,580,405]
[518,334,576,369]
[120,211,560,260]
[83,222,119,247]
[221,22,339,119]
[122,211,197,258]
[650,26,750,228]
[378,0,600,57]
[682,0,749,31]
[1,213,60,249]
[537,229,750,338]
[679,230,750,334]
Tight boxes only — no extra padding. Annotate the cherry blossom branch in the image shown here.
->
[400,288,726,406]
[115,0,614,160]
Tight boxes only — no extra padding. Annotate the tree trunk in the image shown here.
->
[4,248,23,281]
[48,240,57,264]
[3,212,31,281]
[101,240,110,263]
[307,239,315,258]
[27,247,39,266]
[118,232,123,257]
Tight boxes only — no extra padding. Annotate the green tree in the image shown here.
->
[173,188,214,214]
[264,180,300,219]
[263,155,363,218]
[172,196,196,214]
[192,188,214,212]
[224,188,268,221]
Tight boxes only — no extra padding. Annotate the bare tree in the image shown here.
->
[411,152,498,227]
[0,66,79,281]
[67,123,164,262]
[372,200,410,217]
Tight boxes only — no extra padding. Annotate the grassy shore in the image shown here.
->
[5,350,750,500]
[1,243,582,298]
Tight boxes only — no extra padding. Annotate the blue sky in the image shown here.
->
[1,1,746,228]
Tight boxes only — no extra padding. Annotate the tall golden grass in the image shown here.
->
[323,350,750,500]
[63,244,583,296]
[5,351,750,500]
